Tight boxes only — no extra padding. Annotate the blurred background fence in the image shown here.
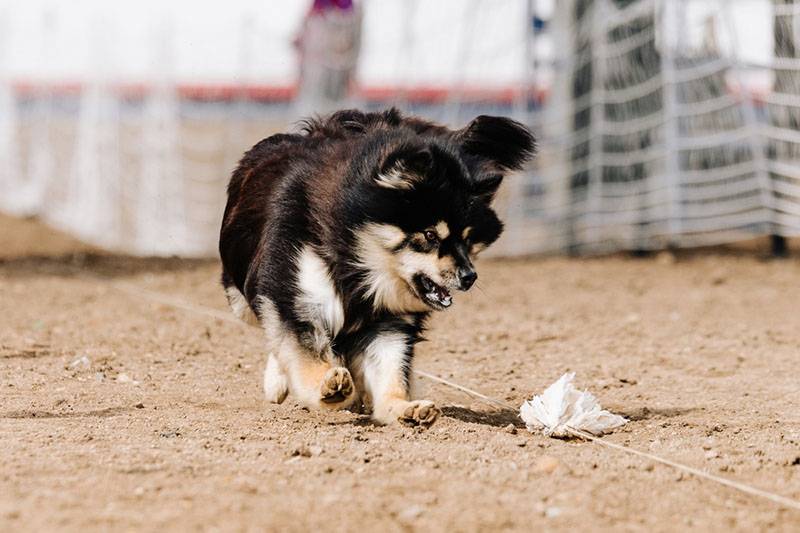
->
[0,0,797,257]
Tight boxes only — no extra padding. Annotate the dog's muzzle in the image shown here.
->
[458,267,477,290]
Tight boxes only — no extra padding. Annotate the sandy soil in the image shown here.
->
[1,213,799,532]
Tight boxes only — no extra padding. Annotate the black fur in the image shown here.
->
[219,108,535,418]
[458,115,537,171]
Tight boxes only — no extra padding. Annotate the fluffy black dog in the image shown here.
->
[219,108,534,426]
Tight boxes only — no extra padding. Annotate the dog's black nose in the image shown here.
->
[459,269,477,290]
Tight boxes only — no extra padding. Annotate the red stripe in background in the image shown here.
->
[11,80,550,104]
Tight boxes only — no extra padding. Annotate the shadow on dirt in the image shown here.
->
[441,405,694,428]
[441,405,524,428]
[326,406,524,429]
[615,406,695,421]
[1,406,134,419]
[0,252,216,280]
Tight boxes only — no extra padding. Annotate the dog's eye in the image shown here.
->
[424,230,439,244]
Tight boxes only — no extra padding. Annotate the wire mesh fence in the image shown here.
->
[511,0,800,255]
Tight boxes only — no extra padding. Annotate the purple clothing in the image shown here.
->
[311,0,353,12]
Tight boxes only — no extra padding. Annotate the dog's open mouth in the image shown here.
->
[414,274,452,309]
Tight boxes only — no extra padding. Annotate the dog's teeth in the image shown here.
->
[421,277,453,308]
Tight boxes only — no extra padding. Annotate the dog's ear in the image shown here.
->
[458,115,535,171]
[375,144,433,190]
[471,173,504,202]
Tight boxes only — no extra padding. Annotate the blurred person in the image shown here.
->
[293,0,362,116]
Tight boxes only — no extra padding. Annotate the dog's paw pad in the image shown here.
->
[320,367,354,404]
[399,400,440,427]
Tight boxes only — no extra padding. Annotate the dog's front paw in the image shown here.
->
[398,400,441,427]
[320,367,355,407]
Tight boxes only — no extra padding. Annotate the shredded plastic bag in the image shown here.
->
[520,372,627,437]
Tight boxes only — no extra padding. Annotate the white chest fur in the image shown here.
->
[294,246,345,345]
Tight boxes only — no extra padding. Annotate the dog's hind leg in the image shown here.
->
[258,296,291,404]
[276,334,356,411]
[263,353,289,404]
[257,294,354,411]
[223,279,259,326]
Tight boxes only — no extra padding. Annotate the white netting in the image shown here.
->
[501,0,800,255]
[0,1,797,257]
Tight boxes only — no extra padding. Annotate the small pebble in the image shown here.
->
[534,455,560,474]
[544,506,562,518]
[398,505,425,522]
[504,423,517,435]
[292,444,323,458]
[308,445,324,457]
[292,446,311,458]
[68,355,90,370]
[117,373,138,384]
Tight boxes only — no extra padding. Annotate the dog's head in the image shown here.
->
[350,115,535,313]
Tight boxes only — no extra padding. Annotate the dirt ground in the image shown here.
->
[1,213,799,532]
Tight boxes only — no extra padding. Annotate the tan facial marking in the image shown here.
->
[437,254,456,274]
[397,249,445,283]
[435,221,450,240]
[462,226,472,240]
[353,222,463,312]
[353,223,431,313]
[368,223,406,248]
[470,242,487,256]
